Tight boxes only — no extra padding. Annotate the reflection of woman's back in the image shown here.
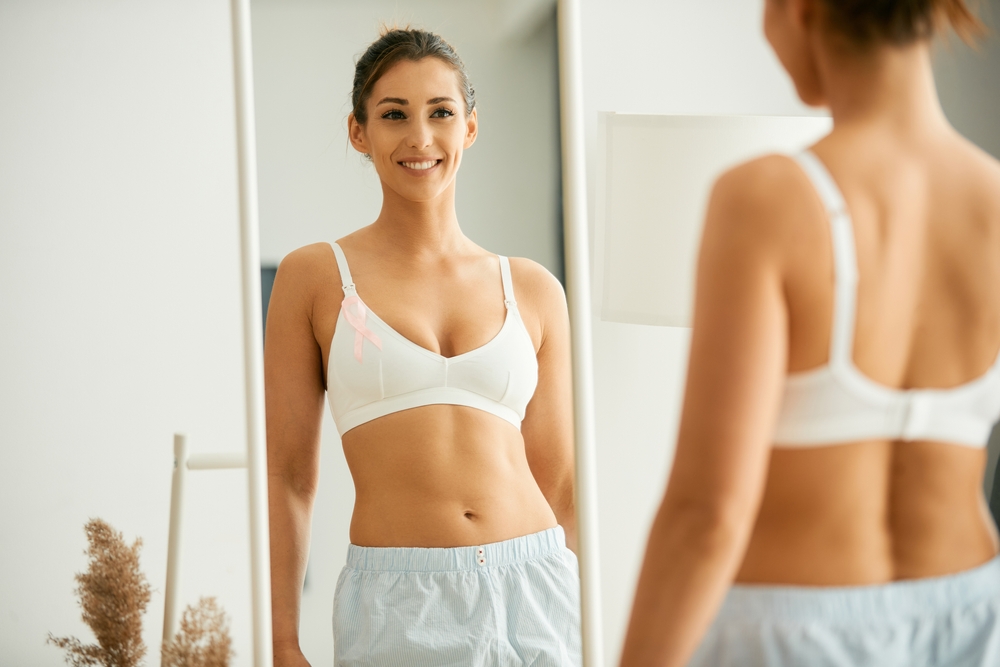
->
[266,28,581,667]
[620,2,1000,666]
[741,142,1000,586]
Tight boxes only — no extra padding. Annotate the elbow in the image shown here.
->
[268,464,319,502]
[655,494,752,556]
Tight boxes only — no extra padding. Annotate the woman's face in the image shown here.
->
[349,57,478,204]
[764,0,826,107]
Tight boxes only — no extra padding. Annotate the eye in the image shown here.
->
[431,107,455,118]
[381,109,405,120]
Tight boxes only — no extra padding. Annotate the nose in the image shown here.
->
[406,117,433,150]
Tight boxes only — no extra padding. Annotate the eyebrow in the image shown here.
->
[375,96,458,106]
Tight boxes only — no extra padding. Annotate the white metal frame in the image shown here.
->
[163,433,251,642]
[557,1,605,665]
[164,2,272,661]
[232,0,273,664]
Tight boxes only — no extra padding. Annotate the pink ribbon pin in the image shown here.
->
[341,295,382,362]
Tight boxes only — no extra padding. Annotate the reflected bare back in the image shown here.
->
[737,130,1000,585]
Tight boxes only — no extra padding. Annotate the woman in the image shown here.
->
[265,28,580,667]
[620,1,1000,665]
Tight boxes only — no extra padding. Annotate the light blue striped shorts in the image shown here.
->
[690,555,1000,667]
[332,526,581,667]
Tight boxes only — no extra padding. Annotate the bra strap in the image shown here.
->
[792,151,859,366]
[499,256,517,309]
[331,242,356,294]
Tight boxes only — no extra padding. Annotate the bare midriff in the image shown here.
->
[736,440,1000,586]
[341,404,557,548]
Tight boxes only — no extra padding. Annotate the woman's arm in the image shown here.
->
[516,260,578,552]
[264,248,328,666]
[618,158,795,667]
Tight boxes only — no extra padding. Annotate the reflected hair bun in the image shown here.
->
[819,0,985,46]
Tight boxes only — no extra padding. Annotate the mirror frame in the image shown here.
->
[557,1,605,665]
[236,2,604,664]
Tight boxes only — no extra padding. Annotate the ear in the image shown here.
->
[789,0,817,32]
[463,107,478,150]
[348,112,370,156]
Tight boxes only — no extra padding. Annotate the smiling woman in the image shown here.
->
[264,28,581,667]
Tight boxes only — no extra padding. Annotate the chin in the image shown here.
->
[397,186,448,204]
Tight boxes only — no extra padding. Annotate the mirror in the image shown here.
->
[251,0,600,664]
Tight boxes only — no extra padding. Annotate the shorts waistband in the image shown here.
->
[718,554,1000,623]
[344,525,567,572]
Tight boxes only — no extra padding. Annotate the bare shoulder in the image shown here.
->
[955,136,1000,209]
[273,242,340,306]
[713,154,820,228]
[704,153,826,263]
[506,257,568,349]
[277,242,337,284]
[507,256,568,311]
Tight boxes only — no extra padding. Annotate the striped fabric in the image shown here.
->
[690,554,1000,667]
[332,526,581,666]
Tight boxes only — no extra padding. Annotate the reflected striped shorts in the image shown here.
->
[332,526,581,667]
[690,555,1000,667]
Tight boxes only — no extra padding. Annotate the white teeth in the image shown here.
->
[401,160,437,170]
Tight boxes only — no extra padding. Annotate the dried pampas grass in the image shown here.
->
[49,518,235,667]
[47,519,151,667]
[161,597,234,667]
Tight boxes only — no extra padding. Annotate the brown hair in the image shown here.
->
[818,0,985,46]
[351,27,476,124]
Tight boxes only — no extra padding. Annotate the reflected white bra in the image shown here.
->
[326,243,539,437]
[772,151,1000,448]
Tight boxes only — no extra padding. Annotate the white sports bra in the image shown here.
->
[326,243,539,437]
[772,151,1000,448]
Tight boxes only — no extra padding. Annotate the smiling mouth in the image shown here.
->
[399,159,442,170]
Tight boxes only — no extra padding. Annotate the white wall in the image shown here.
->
[935,0,1000,161]
[0,1,256,664]
[248,1,561,663]
[581,1,1000,664]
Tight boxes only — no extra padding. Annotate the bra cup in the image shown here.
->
[329,320,385,414]
[446,360,510,403]
[377,337,447,397]
[327,302,539,435]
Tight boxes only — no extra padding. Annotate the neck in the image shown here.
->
[370,180,469,258]
[814,37,950,139]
